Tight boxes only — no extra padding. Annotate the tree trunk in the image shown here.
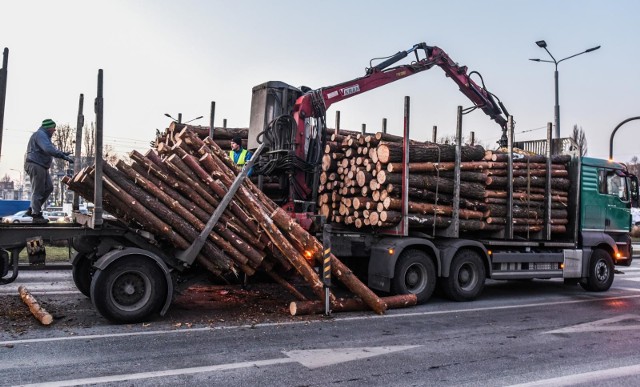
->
[18,286,53,325]
[289,294,416,316]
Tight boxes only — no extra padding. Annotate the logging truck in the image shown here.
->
[1,43,636,324]
[247,42,639,303]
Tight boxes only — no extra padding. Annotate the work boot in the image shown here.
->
[25,207,32,216]
[32,214,49,224]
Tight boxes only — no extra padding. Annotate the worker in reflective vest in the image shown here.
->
[229,136,253,176]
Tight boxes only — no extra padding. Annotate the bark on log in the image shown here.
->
[18,286,53,325]
[270,207,387,314]
[491,152,572,164]
[382,197,484,219]
[377,172,486,199]
[290,294,416,316]
[195,150,328,301]
[376,142,485,164]
[169,122,248,139]
[486,176,571,190]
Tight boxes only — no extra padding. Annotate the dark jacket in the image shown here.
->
[25,127,66,168]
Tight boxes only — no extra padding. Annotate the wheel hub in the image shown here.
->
[458,263,478,290]
[405,264,426,292]
[111,271,151,309]
[595,260,609,282]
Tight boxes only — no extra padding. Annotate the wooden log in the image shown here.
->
[382,197,485,219]
[376,142,485,164]
[115,160,266,268]
[491,152,572,164]
[18,285,53,325]
[378,172,486,200]
[485,190,569,203]
[486,176,571,190]
[435,171,490,184]
[483,168,569,178]
[270,208,387,314]
[169,122,248,140]
[194,148,329,301]
[483,204,568,219]
[103,163,238,272]
[290,294,417,316]
[405,214,487,231]
[485,217,569,225]
[68,169,227,276]
[129,160,263,249]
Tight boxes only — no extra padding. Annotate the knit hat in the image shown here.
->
[231,136,242,146]
[41,119,56,129]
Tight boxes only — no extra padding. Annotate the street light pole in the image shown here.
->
[530,40,601,139]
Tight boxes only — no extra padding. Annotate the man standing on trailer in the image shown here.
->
[24,119,74,224]
[229,135,252,176]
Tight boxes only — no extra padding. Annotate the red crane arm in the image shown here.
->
[286,43,509,208]
[293,43,507,131]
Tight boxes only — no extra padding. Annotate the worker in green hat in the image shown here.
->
[24,119,75,224]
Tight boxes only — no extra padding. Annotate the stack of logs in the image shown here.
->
[318,131,571,235]
[64,125,417,315]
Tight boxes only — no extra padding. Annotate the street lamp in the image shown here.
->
[530,40,601,139]
[609,116,640,160]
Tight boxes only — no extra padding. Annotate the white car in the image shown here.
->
[1,210,50,223]
[43,210,69,222]
[632,207,640,226]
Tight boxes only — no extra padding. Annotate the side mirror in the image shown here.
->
[630,175,639,207]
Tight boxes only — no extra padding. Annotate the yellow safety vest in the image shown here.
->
[229,149,249,166]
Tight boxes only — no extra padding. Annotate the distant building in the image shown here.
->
[0,181,16,200]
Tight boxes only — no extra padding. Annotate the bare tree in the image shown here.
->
[628,156,640,177]
[570,124,588,156]
[1,174,11,183]
[83,122,96,168]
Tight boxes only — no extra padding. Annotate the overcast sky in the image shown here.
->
[1,0,639,181]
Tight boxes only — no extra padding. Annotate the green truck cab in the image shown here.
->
[580,156,638,266]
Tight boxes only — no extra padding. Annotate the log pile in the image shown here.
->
[64,126,405,315]
[154,122,249,153]
[318,131,572,235]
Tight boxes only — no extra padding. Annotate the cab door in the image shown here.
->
[604,170,631,232]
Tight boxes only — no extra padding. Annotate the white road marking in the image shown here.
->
[16,346,419,386]
[3,294,640,346]
[508,363,640,386]
[546,314,640,334]
[616,287,640,292]
[284,346,419,369]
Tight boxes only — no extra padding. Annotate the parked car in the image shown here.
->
[43,210,69,222]
[1,210,50,223]
[632,207,640,226]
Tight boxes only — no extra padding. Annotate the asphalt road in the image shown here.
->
[3,259,640,386]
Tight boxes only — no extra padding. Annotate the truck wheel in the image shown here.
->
[441,249,485,301]
[90,256,167,323]
[392,249,436,304]
[580,249,614,292]
[72,252,94,298]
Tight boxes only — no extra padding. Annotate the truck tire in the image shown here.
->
[580,249,614,292]
[71,252,93,298]
[90,255,167,323]
[392,249,436,304]
[441,249,485,301]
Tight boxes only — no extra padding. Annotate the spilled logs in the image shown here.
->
[289,294,416,316]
